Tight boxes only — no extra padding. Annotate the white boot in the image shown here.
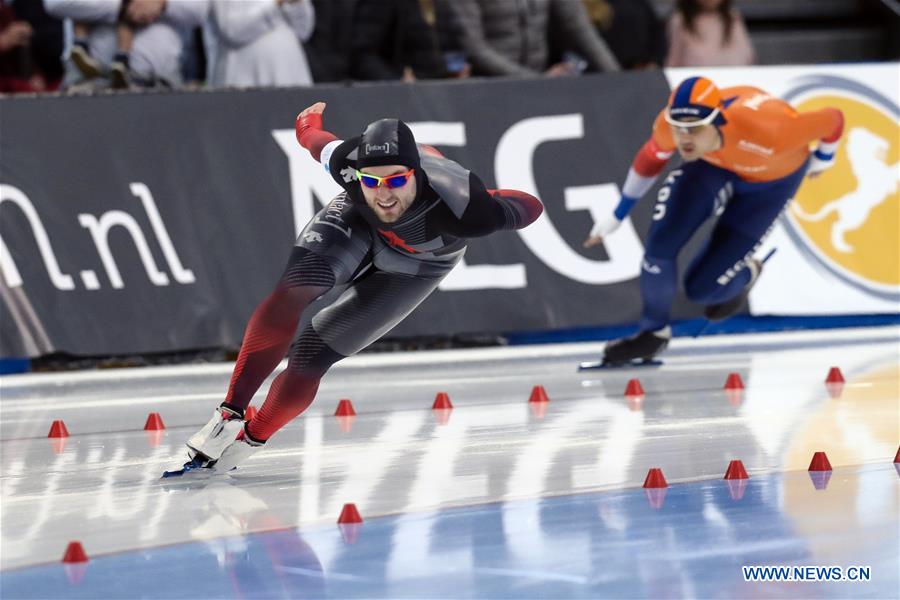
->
[187,405,245,461]
[213,429,264,472]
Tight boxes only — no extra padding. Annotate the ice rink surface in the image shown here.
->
[1,326,898,598]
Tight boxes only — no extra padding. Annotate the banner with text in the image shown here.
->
[2,72,690,358]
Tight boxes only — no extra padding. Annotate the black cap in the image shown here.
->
[356,119,420,170]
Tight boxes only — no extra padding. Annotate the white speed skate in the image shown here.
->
[162,404,263,478]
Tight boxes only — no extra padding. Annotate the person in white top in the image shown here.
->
[45,0,210,88]
[208,0,315,88]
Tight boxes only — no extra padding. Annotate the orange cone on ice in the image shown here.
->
[643,468,667,488]
[334,399,356,417]
[808,451,832,471]
[143,412,165,431]
[724,373,744,390]
[48,420,69,438]
[337,503,363,524]
[625,379,644,397]
[528,385,549,403]
[62,541,89,563]
[432,392,453,410]
[724,460,749,480]
[825,367,844,384]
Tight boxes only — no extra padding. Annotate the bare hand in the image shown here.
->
[583,235,605,249]
[583,214,623,248]
[545,62,577,77]
[0,21,33,51]
[127,0,166,26]
[297,102,326,120]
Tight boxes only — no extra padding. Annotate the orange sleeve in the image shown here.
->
[787,108,844,145]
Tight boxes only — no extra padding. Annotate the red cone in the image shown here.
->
[245,406,258,421]
[62,541,89,563]
[528,385,549,403]
[334,399,356,417]
[143,412,165,431]
[724,460,749,480]
[48,420,69,438]
[894,446,899,463]
[825,367,845,384]
[337,503,363,524]
[724,373,744,390]
[624,379,645,397]
[808,451,833,471]
[643,468,667,488]
[432,392,453,410]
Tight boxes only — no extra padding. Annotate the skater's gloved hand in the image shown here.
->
[807,145,836,179]
[295,102,327,144]
[583,214,622,248]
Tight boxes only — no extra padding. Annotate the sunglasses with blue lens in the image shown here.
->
[356,168,415,189]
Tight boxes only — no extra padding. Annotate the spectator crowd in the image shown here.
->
[0,0,755,94]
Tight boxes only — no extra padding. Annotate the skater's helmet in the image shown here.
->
[356,118,420,170]
[665,76,727,128]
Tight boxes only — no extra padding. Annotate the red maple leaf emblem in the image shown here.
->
[378,228,419,253]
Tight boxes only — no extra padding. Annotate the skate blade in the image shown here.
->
[161,456,216,479]
[578,358,663,371]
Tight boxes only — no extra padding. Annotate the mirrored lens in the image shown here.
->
[359,175,381,188]
[385,175,409,189]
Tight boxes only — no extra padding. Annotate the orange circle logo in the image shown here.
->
[784,80,899,296]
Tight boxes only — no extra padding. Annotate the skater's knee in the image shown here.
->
[683,270,717,303]
[286,325,345,375]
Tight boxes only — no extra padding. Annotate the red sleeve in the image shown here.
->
[821,108,844,143]
[632,138,673,177]
[295,113,338,162]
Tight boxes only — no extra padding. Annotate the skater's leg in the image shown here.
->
[683,162,807,311]
[637,162,732,330]
[223,247,335,412]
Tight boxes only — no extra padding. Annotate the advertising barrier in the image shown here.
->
[1,64,897,358]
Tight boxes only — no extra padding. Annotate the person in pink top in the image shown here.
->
[665,0,754,67]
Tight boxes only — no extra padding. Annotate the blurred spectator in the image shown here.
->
[207,0,314,88]
[666,0,754,67]
[70,1,137,89]
[350,0,447,82]
[303,0,354,83]
[45,0,209,90]
[582,0,665,70]
[435,0,620,78]
[0,0,63,93]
